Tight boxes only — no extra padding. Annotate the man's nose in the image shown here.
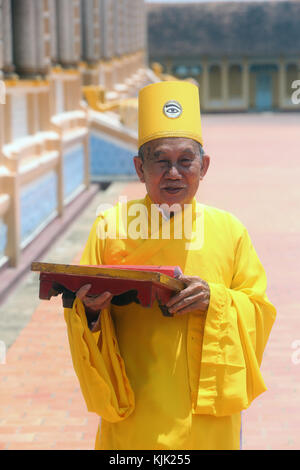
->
[166,164,181,178]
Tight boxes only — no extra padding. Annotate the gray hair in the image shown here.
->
[138,141,205,162]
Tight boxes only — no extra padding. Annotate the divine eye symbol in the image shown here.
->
[163,101,183,119]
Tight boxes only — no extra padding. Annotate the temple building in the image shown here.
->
[148,1,300,112]
[0,0,152,280]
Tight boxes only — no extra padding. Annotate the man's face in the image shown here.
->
[133,137,210,207]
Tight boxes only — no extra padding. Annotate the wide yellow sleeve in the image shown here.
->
[195,227,276,416]
[64,216,135,422]
[79,216,105,266]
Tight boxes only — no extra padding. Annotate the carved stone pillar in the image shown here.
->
[56,0,82,68]
[0,0,3,77]
[0,0,3,155]
[81,0,101,64]
[2,0,14,75]
[137,0,146,52]
[127,0,135,56]
[114,0,128,58]
[49,0,58,65]
[11,0,51,77]
[100,0,115,60]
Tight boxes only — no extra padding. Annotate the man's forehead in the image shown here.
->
[147,137,199,153]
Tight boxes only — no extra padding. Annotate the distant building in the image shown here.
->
[148,1,300,112]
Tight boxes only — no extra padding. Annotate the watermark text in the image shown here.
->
[291,80,300,105]
[291,339,300,365]
[95,197,204,251]
[0,340,6,364]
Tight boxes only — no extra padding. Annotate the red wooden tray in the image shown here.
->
[31,262,184,316]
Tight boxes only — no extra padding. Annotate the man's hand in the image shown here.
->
[76,284,113,332]
[166,275,210,316]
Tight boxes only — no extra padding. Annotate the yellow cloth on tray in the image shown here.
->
[64,196,276,450]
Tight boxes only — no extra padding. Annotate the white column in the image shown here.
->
[221,58,228,107]
[278,58,286,108]
[242,59,249,109]
[202,59,209,110]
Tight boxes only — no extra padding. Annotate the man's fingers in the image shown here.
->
[84,291,113,311]
[172,300,203,316]
[166,284,198,308]
[90,314,102,333]
[177,274,194,284]
[168,293,200,313]
[76,284,92,300]
[76,286,113,310]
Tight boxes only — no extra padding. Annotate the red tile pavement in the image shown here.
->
[0,249,99,450]
[198,114,300,450]
[1,113,299,450]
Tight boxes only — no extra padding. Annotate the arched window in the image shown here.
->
[190,65,202,77]
[228,64,242,98]
[209,64,221,100]
[174,65,188,77]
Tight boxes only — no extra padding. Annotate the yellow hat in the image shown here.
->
[138,81,203,148]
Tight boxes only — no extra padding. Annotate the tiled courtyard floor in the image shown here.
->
[0,113,299,450]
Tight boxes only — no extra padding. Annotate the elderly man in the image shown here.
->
[64,81,276,450]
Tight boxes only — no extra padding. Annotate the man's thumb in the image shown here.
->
[76,284,92,300]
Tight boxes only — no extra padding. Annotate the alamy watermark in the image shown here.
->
[291,80,300,105]
[95,197,204,251]
[0,340,6,364]
[0,80,6,105]
[291,339,300,365]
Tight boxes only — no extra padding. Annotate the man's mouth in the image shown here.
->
[161,186,185,194]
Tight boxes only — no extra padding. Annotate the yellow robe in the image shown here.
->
[64,196,276,450]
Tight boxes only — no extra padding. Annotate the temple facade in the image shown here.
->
[148,1,300,113]
[0,0,151,273]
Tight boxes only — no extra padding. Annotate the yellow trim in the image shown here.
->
[51,67,80,76]
[5,79,50,87]
[139,130,204,148]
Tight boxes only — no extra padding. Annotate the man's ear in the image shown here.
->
[133,156,146,183]
[200,155,210,180]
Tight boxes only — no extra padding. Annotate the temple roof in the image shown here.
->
[147,1,300,60]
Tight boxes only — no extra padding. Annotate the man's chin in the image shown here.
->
[154,190,193,208]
